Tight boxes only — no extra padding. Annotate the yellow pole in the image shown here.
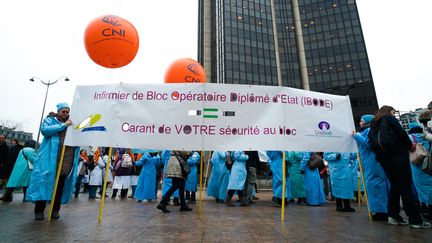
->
[48,145,66,221]
[357,153,372,221]
[203,152,211,191]
[281,151,286,224]
[357,176,361,209]
[199,151,204,217]
[98,147,113,223]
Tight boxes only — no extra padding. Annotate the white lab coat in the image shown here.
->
[89,156,110,186]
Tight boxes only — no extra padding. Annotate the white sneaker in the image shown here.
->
[388,217,409,226]
[410,222,432,229]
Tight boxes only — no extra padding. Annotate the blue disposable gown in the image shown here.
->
[134,153,162,201]
[161,150,179,198]
[353,128,389,213]
[26,116,79,203]
[208,151,230,200]
[207,151,223,198]
[227,151,248,190]
[300,152,326,205]
[351,159,365,192]
[287,151,306,198]
[409,133,432,205]
[218,162,230,200]
[266,151,292,199]
[324,152,357,199]
[185,152,200,192]
[7,147,36,187]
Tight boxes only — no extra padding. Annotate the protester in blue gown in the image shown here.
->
[207,151,222,201]
[266,151,292,207]
[1,140,37,202]
[352,114,389,220]
[208,151,231,202]
[225,151,248,206]
[219,158,230,202]
[300,152,326,206]
[26,102,80,220]
[324,152,357,212]
[185,151,200,203]
[407,122,432,220]
[161,150,179,205]
[134,152,162,202]
[287,151,306,205]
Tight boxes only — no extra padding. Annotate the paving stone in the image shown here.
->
[0,190,431,242]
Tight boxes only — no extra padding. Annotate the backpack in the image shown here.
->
[368,118,399,154]
[308,153,324,170]
[173,151,191,178]
[120,154,133,168]
[421,141,432,175]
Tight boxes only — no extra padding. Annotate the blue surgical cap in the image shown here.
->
[56,102,70,111]
[408,122,421,130]
[361,114,374,124]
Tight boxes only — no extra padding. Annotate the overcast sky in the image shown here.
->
[0,0,431,138]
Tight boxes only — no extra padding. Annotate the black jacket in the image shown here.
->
[371,115,412,157]
[245,151,259,169]
[0,142,9,179]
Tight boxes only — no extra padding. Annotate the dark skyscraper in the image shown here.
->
[198,0,378,122]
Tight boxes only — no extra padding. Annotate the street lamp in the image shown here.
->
[30,76,70,150]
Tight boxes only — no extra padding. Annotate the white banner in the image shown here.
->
[64,83,357,152]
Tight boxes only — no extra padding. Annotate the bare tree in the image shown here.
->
[0,120,17,130]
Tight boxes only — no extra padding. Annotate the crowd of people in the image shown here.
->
[0,101,431,230]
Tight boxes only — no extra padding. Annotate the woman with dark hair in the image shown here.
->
[75,149,89,198]
[111,148,132,199]
[12,139,22,147]
[369,105,431,229]
[0,140,36,202]
[89,148,108,199]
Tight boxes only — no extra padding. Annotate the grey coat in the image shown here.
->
[164,151,191,179]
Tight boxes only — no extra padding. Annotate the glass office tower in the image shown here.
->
[198,0,378,122]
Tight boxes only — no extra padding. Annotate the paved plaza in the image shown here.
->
[0,190,431,242]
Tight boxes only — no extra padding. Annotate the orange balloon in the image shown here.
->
[164,58,206,83]
[84,15,139,68]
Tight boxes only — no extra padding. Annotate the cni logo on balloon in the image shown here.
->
[165,58,206,83]
[84,14,139,68]
[102,15,122,26]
